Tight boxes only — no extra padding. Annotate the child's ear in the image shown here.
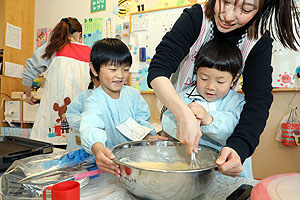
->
[231,75,240,87]
[89,63,99,77]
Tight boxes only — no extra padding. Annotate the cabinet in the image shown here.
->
[0,0,35,129]
[4,99,39,127]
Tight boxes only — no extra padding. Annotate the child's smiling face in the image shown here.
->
[196,67,234,102]
[98,64,130,99]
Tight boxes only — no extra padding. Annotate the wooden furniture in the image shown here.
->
[0,0,35,129]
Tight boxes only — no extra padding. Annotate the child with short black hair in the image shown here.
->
[162,39,252,178]
[80,38,167,177]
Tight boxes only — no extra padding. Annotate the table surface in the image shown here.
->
[0,148,259,200]
[79,173,258,200]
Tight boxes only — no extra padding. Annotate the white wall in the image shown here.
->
[34,0,130,47]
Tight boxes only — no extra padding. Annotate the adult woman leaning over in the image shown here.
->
[22,17,91,148]
[147,0,300,177]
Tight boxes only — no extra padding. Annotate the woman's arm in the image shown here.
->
[148,4,204,154]
[22,43,53,104]
[22,43,52,87]
[150,77,201,153]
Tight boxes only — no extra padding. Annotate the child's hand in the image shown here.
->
[91,142,121,177]
[188,102,213,125]
[144,134,168,141]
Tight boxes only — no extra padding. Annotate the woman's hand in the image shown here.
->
[188,102,213,125]
[144,134,168,141]
[176,108,202,154]
[92,142,121,177]
[23,85,35,105]
[25,93,35,105]
[216,147,243,177]
[150,77,201,154]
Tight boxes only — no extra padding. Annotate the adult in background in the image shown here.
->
[22,17,91,148]
[147,0,300,177]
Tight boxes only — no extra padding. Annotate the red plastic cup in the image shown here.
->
[43,181,80,200]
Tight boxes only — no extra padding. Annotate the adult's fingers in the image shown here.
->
[216,147,231,166]
[216,147,242,177]
[193,131,202,153]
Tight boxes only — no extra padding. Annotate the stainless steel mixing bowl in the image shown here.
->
[112,140,219,200]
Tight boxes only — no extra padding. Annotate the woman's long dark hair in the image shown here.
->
[42,17,82,59]
[205,0,300,50]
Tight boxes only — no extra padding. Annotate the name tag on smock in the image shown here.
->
[116,117,152,141]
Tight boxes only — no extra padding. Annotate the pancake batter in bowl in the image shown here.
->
[128,161,190,170]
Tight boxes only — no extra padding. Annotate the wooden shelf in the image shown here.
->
[272,88,300,92]
[141,91,155,94]
[237,88,300,93]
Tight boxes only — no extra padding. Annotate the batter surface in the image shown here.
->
[128,161,190,170]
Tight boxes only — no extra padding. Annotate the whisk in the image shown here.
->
[189,151,201,169]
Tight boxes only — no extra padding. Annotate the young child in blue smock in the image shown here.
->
[162,39,253,178]
[80,38,167,177]
[66,70,100,150]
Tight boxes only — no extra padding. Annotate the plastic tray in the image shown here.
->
[0,136,53,171]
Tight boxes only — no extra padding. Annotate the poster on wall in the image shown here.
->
[91,0,106,13]
[272,41,300,88]
[128,6,187,91]
[36,28,47,48]
[83,18,103,47]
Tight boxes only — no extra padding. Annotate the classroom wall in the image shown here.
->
[252,91,300,179]
[34,0,129,46]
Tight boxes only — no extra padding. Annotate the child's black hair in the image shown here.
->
[90,38,132,75]
[194,39,243,79]
[88,69,99,89]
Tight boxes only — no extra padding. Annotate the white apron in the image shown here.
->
[30,42,91,145]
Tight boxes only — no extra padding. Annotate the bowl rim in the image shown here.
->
[112,140,220,173]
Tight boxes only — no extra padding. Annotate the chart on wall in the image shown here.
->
[129,5,190,91]
[83,18,103,48]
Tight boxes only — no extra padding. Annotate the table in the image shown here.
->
[0,168,258,200]
[0,148,259,200]
[79,173,258,200]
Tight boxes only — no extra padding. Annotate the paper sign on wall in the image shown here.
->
[4,62,23,78]
[91,0,106,13]
[6,23,22,50]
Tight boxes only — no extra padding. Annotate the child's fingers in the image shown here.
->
[102,147,115,160]
[97,163,121,177]
[157,135,168,140]
[147,135,169,140]
[99,162,120,173]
